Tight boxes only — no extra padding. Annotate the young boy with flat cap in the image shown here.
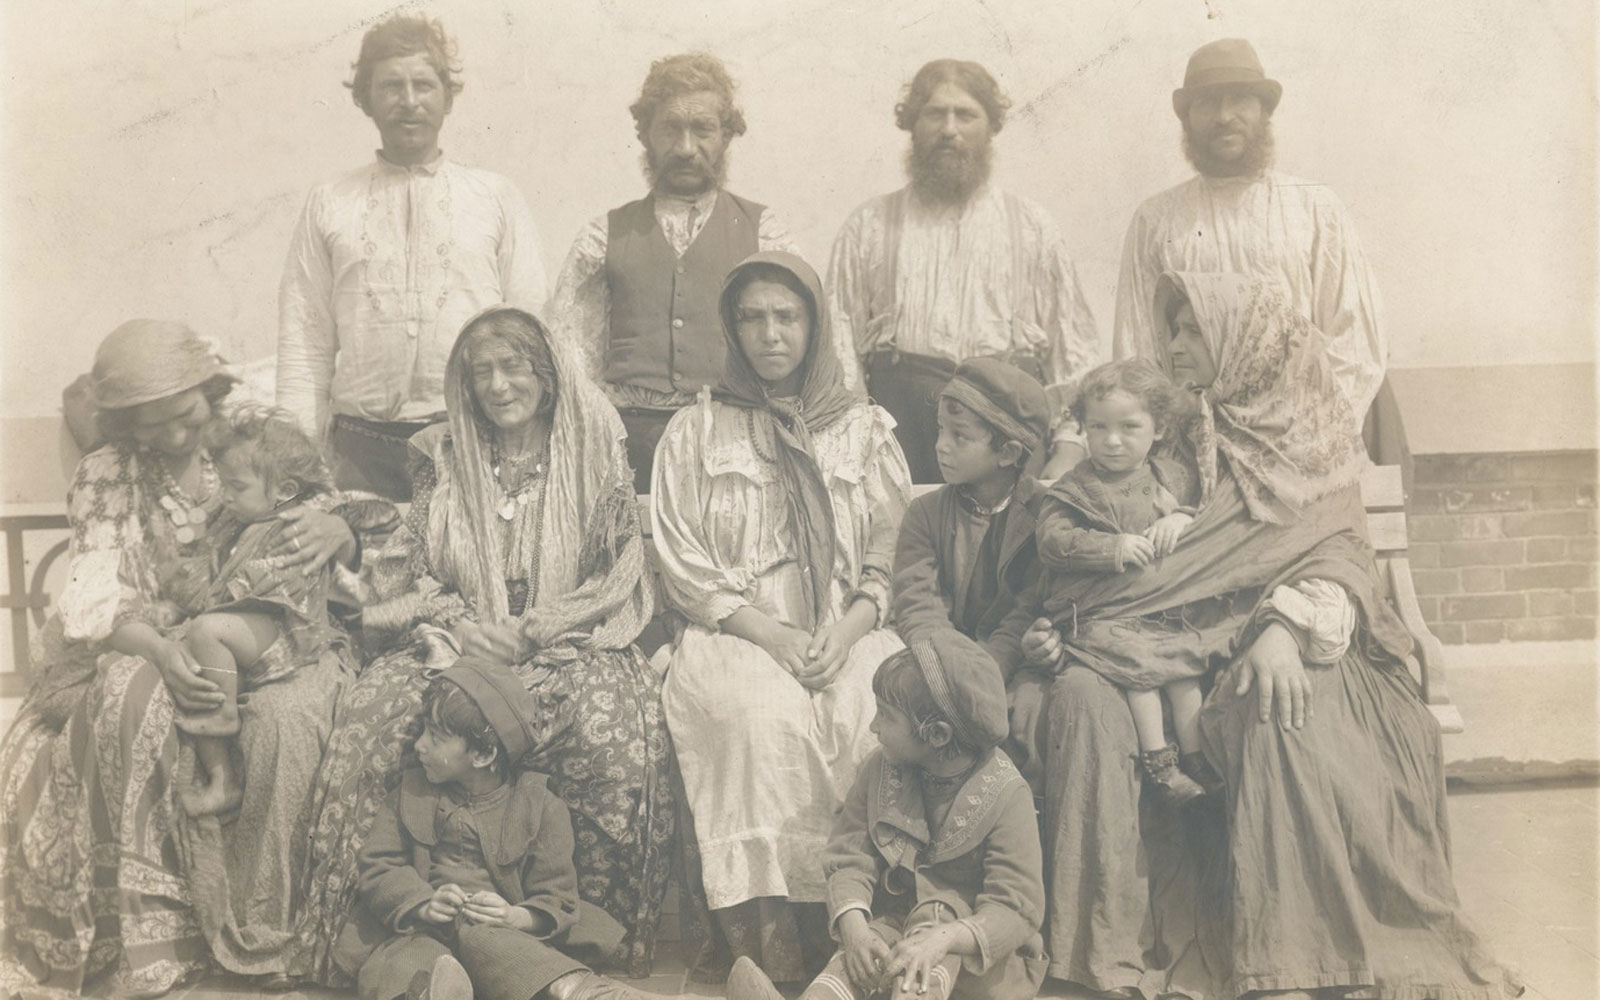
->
[727,629,1047,1000]
[891,358,1055,780]
[334,657,661,1000]
[891,357,1052,645]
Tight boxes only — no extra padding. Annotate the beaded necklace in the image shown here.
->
[490,438,548,522]
[744,395,804,464]
[149,451,217,545]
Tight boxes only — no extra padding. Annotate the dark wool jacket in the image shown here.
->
[333,767,623,974]
[891,475,1046,645]
[822,748,1048,1000]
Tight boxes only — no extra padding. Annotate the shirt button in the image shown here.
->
[672,318,684,329]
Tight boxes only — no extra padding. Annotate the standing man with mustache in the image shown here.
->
[277,14,546,501]
[547,53,797,492]
[828,59,1100,484]
[1113,39,1393,444]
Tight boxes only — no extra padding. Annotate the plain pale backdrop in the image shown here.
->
[0,0,1593,424]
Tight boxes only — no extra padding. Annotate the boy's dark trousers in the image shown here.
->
[358,920,586,1000]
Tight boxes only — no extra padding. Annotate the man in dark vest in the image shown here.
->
[548,53,797,491]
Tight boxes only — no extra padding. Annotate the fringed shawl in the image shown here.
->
[1154,272,1368,524]
[712,251,863,628]
[418,305,651,656]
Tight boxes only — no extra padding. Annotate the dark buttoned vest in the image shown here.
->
[602,190,764,395]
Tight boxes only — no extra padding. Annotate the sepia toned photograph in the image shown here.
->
[0,1,1593,998]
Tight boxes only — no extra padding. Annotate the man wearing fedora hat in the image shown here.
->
[1111,39,1390,438]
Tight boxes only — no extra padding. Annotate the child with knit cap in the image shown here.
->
[727,629,1047,1000]
[334,657,664,1000]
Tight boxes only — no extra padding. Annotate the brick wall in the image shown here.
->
[1409,451,1597,643]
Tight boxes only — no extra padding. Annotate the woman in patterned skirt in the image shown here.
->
[300,305,674,984]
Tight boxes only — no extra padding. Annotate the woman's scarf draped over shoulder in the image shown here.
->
[430,304,644,635]
[712,251,863,629]
[1154,271,1368,524]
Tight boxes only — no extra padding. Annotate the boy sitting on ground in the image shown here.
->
[727,629,1047,1000]
[335,657,662,1000]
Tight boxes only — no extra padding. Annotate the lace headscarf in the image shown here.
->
[712,251,862,628]
[1154,272,1368,523]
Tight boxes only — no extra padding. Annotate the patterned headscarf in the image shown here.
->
[431,305,649,644]
[90,319,228,410]
[1153,272,1368,523]
[713,251,862,628]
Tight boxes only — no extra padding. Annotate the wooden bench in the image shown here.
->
[1360,465,1464,732]
[635,463,1462,733]
[4,465,1457,733]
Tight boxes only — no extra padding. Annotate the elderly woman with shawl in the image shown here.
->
[992,273,1518,1000]
[0,321,372,997]
[651,251,912,984]
[298,306,673,983]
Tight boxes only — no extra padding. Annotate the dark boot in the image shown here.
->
[1180,750,1225,796]
[1138,744,1205,806]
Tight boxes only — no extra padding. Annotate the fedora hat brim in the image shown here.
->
[1172,77,1282,119]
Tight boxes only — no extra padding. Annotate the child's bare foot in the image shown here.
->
[184,775,244,816]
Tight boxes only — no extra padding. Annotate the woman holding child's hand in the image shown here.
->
[652,253,912,981]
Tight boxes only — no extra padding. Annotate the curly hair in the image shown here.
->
[1069,359,1189,438]
[97,373,238,446]
[629,52,747,144]
[423,675,510,779]
[895,59,1010,134]
[347,14,463,114]
[206,404,333,497]
[458,310,560,428]
[872,648,976,759]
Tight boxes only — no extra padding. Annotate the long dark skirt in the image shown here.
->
[1031,647,1520,999]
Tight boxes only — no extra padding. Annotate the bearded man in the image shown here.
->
[1114,39,1396,450]
[828,59,1099,484]
[547,52,797,491]
[278,14,546,499]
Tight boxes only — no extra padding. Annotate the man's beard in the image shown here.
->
[906,135,993,204]
[1182,117,1275,178]
[641,146,729,197]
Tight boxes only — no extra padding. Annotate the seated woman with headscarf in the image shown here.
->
[991,273,1519,1000]
[298,306,674,986]
[0,321,375,997]
[651,252,912,985]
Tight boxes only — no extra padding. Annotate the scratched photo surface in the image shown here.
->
[0,0,1595,996]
